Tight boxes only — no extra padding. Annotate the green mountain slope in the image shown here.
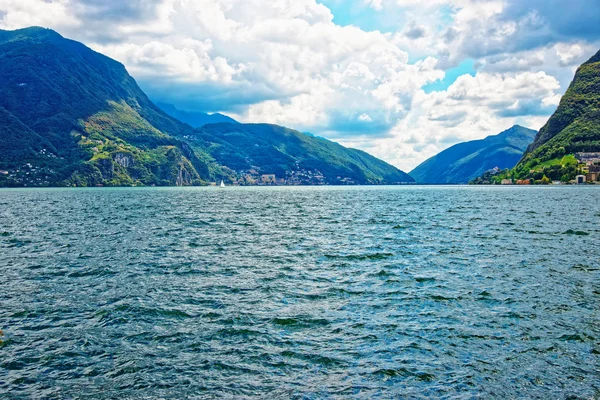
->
[157,103,238,127]
[0,27,218,187]
[190,123,414,184]
[513,49,600,180]
[0,106,51,163]
[410,125,536,184]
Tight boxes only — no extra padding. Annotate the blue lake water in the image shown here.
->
[0,186,599,399]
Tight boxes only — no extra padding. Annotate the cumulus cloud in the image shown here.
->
[403,22,426,39]
[0,0,79,30]
[379,0,600,68]
[363,0,384,10]
[500,0,600,42]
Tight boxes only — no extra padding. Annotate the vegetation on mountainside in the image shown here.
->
[510,154,579,183]
[470,154,582,184]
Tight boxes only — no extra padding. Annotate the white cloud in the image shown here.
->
[555,42,586,66]
[358,113,373,122]
[0,0,79,30]
[364,0,383,10]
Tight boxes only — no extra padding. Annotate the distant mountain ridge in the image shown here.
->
[157,103,239,127]
[0,27,412,187]
[410,125,537,184]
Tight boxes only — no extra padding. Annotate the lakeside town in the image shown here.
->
[211,167,359,186]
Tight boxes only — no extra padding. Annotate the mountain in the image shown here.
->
[409,125,537,184]
[157,103,238,127]
[0,27,411,186]
[511,49,600,181]
[191,123,413,184]
[0,26,219,187]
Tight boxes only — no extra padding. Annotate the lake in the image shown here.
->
[0,186,599,398]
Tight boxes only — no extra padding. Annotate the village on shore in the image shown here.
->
[208,167,357,186]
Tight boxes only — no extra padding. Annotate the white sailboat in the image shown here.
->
[220,180,225,188]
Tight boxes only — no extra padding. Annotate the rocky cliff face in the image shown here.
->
[114,153,134,168]
[176,163,195,186]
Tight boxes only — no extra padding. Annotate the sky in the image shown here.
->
[1,0,599,171]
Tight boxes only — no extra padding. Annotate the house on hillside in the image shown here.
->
[587,173,599,182]
[586,164,600,182]
[575,153,600,165]
[261,174,276,184]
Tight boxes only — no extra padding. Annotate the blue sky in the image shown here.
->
[320,0,403,32]
[423,59,476,93]
[321,1,455,40]
[0,0,599,170]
